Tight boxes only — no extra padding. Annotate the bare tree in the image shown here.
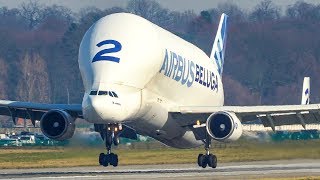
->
[43,5,74,23]
[217,3,247,22]
[16,52,51,103]
[127,0,169,26]
[0,7,24,28]
[200,11,212,23]
[249,0,280,22]
[19,0,44,29]
[0,58,9,99]
[79,7,104,28]
[286,1,320,21]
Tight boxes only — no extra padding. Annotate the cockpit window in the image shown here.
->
[90,91,97,95]
[98,91,108,95]
[95,90,119,98]
[111,91,118,98]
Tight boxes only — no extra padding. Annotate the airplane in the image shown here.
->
[301,77,310,105]
[0,12,319,169]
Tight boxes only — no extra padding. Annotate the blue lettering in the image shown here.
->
[160,49,169,74]
[181,58,189,85]
[187,61,195,87]
[174,55,183,81]
[159,49,219,92]
[167,51,174,77]
[199,66,203,84]
[171,52,178,79]
[215,75,219,91]
[195,64,200,82]
[207,70,211,88]
[211,72,215,90]
[202,67,207,86]
[92,40,122,63]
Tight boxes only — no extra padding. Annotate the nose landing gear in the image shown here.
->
[95,123,122,167]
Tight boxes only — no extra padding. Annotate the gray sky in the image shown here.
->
[0,0,319,13]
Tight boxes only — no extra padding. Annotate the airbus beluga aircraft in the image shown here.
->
[0,13,318,168]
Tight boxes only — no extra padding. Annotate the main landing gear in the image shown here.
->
[197,134,217,168]
[95,123,122,167]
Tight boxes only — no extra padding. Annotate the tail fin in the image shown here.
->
[210,13,228,75]
[301,77,310,105]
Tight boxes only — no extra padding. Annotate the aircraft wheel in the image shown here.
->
[199,154,207,168]
[197,154,203,166]
[102,154,110,167]
[110,153,118,167]
[99,153,105,165]
[207,154,217,168]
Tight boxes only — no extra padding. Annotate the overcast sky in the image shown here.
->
[0,0,319,13]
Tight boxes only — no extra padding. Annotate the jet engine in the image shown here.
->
[40,110,75,141]
[206,111,242,142]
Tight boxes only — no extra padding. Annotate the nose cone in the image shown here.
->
[89,96,126,121]
[84,95,125,123]
[82,85,142,124]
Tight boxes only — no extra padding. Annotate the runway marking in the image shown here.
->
[1,166,320,177]
[1,160,320,179]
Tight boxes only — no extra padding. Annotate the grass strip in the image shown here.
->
[0,140,320,169]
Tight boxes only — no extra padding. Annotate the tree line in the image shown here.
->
[0,0,319,106]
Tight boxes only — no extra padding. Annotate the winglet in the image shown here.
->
[301,77,310,105]
[210,13,228,75]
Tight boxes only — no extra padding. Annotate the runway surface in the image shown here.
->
[1,159,320,179]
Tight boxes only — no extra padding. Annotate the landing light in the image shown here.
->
[196,120,201,126]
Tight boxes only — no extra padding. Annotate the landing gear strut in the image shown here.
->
[95,123,122,167]
[197,134,217,168]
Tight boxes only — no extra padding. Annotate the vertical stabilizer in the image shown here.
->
[301,77,310,105]
[210,13,228,75]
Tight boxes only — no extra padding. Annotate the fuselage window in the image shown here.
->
[98,91,108,95]
[111,91,118,98]
[90,91,98,95]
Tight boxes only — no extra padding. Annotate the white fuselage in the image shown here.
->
[78,13,224,148]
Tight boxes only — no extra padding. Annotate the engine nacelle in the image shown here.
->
[40,110,75,141]
[206,111,242,142]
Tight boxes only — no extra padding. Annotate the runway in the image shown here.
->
[1,159,320,179]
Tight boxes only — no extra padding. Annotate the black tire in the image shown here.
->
[197,154,203,167]
[199,154,207,168]
[210,154,217,168]
[109,153,114,166]
[102,154,109,167]
[207,154,215,168]
[113,154,118,167]
[99,153,105,165]
[110,153,119,167]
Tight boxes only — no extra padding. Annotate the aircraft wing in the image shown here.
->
[170,104,320,131]
[0,100,82,125]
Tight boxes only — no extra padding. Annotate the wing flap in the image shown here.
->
[260,112,320,127]
[171,104,320,129]
[0,100,82,112]
[176,104,320,114]
[0,100,82,124]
